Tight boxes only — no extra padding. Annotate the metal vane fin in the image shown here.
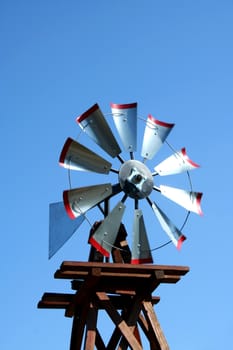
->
[59,137,112,174]
[76,103,121,158]
[151,202,186,249]
[111,102,137,152]
[63,183,112,219]
[89,201,126,257]
[141,115,174,160]
[131,209,153,264]
[159,185,203,215]
[154,148,200,176]
[49,202,85,259]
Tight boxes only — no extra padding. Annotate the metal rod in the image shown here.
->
[146,197,153,206]
[153,186,161,193]
[104,199,109,217]
[110,168,119,174]
[121,194,128,203]
[117,155,125,164]
[97,204,105,215]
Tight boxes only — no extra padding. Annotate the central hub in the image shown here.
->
[118,160,154,199]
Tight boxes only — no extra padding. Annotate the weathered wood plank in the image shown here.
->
[59,261,189,276]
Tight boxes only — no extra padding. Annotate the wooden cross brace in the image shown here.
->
[69,291,169,350]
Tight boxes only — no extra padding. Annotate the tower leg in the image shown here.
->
[84,302,98,350]
[70,305,88,350]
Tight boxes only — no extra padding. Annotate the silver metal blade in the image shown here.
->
[151,202,186,249]
[154,148,200,176]
[49,202,85,258]
[159,185,203,215]
[110,102,137,152]
[76,103,121,158]
[131,209,153,264]
[89,201,126,257]
[141,115,174,160]
[63,183,112,219]
[59,137,112,174]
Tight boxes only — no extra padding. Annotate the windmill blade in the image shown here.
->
[141,115,174,160]
[131,209,153,264]
[59,137,112,174]
[150,201,186,249]
[158,185,203,215]
[49,202,85,259]
[89,201,126,257]
[110,102,137,152]
[154,148,200,176]
[63,183,112,219]
[76,103,121,158]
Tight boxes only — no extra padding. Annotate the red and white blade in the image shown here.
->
[89,201,126,257]
[151,202,186,249]
[131,209,153,264]
[160,185,203,215]
[59,137,112,174]
[76,103,121,158]
[63,183,112,219]
[141,115,174,160]
[154,148,200,176]
[111,102,137,152]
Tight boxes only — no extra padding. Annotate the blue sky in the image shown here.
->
[1,1,233,348]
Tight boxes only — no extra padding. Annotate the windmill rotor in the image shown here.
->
[49,102,203,262]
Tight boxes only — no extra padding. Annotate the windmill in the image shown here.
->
[39,102,203,349]
[49,102,202,262]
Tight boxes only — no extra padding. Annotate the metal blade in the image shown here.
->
[59,137,112,174]
[131,209,153,264]
[76,103,121,158]
[110,102,137,152]
[63,183,112,219]
[141,115,174,160]
[159,185,203,215]
[89,201,126,257]
[154,148,200,176]
[151,202,186,249]
[49,202,85,258]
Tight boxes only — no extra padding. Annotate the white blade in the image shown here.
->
[59,137,112,174]
[159,185,203,215]
[111,102,137,152]
[89,201,126,257]
[141,115,174,160]
[151,202,186,249]
[76,103,121,158]
[49,202,85,258]
[131,209,153,264]
[63,183,112,219]
[154,148,200,176]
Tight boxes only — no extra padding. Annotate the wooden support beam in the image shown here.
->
[117,295,143,350]
[66,267,101,317]
[96,292,143,350]
[84,303,98,350]
[70,304,89,350]
[142,301,170,350]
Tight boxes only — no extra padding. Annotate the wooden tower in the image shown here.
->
[38,246,189,349]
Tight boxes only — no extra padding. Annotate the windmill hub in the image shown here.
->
[118,160,154,199]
